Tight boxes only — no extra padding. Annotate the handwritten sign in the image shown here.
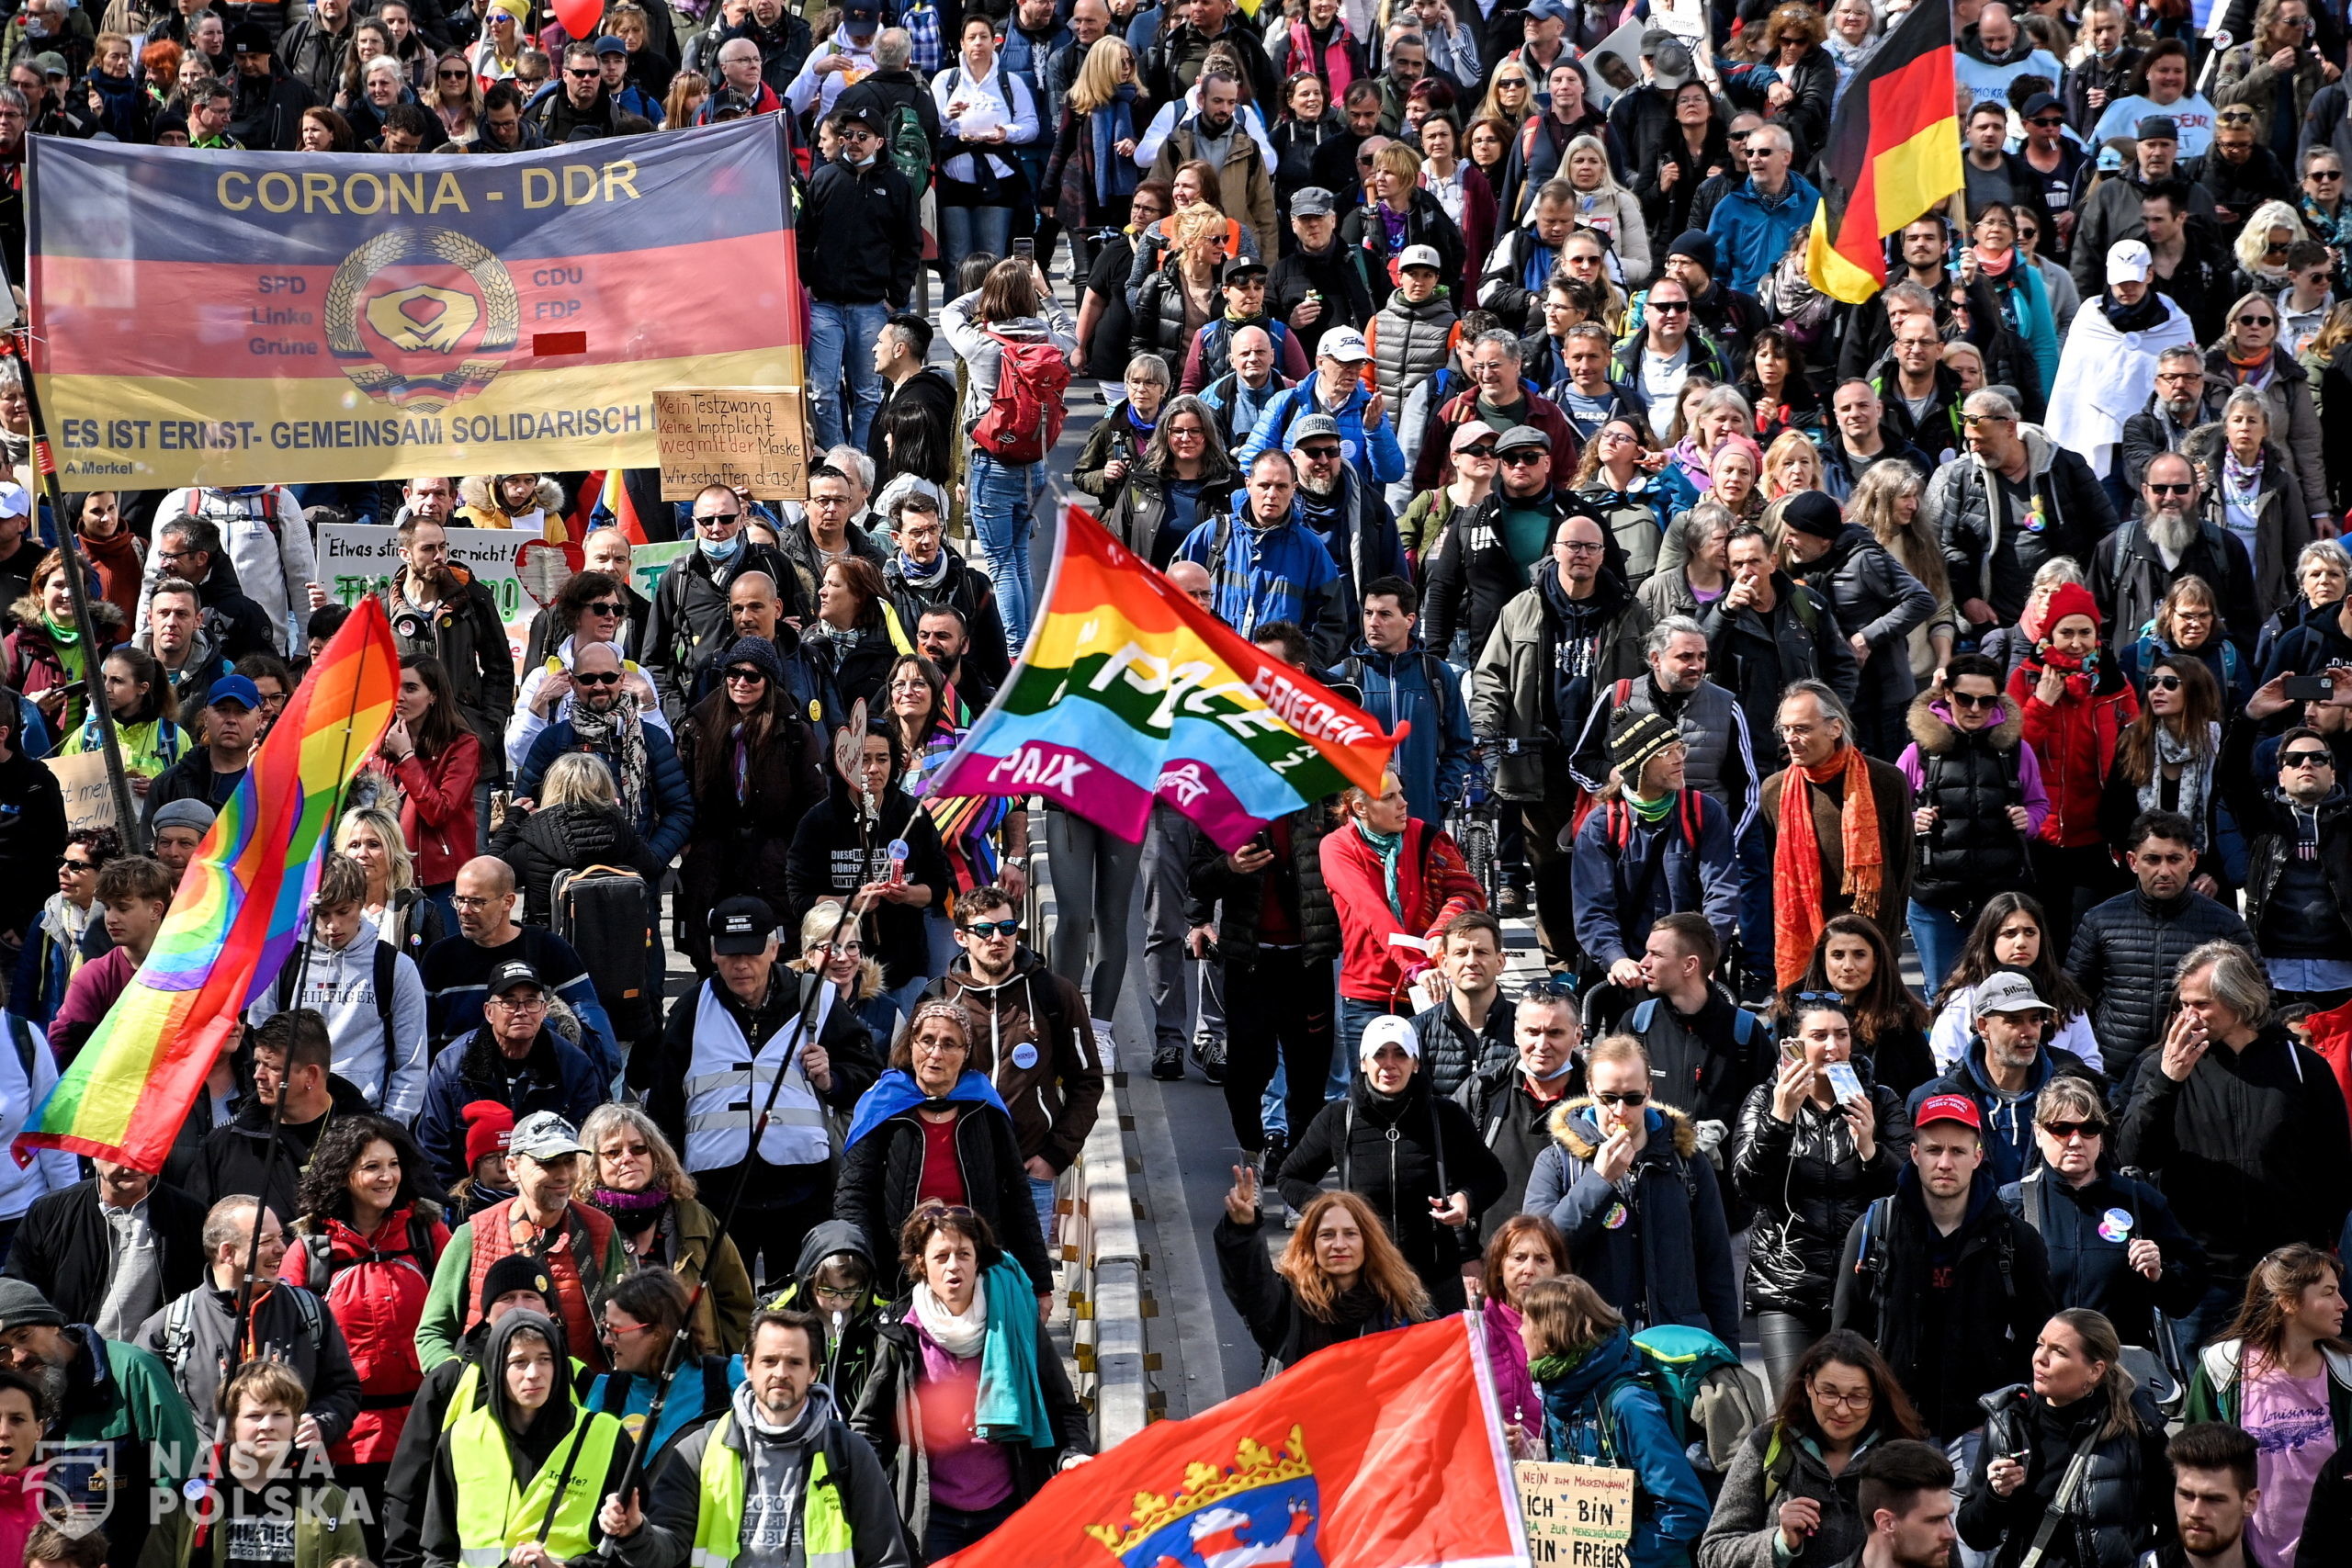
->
[655,388,808,501]
[46,751,119,834]
[1517,1461,1634,1568]
[319,524,535,625]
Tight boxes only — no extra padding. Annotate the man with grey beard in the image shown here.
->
[2089,450,2259,661]
[0,1278,201,1568]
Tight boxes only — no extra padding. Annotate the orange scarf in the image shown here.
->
[1773,746,1884,987]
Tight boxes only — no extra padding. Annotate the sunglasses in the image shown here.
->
[2238,315,2277,327]
[723,668,767,683]
[1503,451,1548,466]
[1459,444,1497,458]
[2029,115,2065,127]
[964,918,1021,937]
[60,856,94,871]
[1297,443,1342,458]
[2147,673,2183,691]
[573,670,623,685]
[1650,300,1690,314]
[699,511,744,525]
[584,600,623,615]
[439,67,469,77]
[2146,481,2194,496]
[2285,749,2337,768]
[567,66,600,78]
[2317,169,2346,181]
[2041,1119,2108,1140]
[1593,1090,1649,1107]
[1949,691,2000,709]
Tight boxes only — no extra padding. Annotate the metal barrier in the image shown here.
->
[1060,1071,1160,1446]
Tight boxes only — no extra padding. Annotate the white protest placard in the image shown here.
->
[319,524,535,625]
[46,751,119,834]
[1517,1461,1635,1568]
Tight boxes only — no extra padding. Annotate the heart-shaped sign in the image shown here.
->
[513,537,584,609]
[832,700,865,787]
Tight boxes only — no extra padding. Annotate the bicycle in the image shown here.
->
[1447,763,1504,911]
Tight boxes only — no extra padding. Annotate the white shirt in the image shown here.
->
[933,59,1039,185]
[1639,341,1692,440]
[1134,92,1276,170]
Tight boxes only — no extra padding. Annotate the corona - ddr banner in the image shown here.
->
[27,115,800,489]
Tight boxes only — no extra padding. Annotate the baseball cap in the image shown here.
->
[1651,38,1695,90]
[0,482,29,521]
[1223,255,1270,281]
[509,1110,588,1162]
[488,958,545,998]
[1493,425,1552,456]
[2135,115,2179,142]
[1288,413,1344,446]
[710,896,777,955]
[841,0,883,28]
[2020,92,2063,120]
[1523,0,1571,22]
[1359,1012,1419,1064]
[1290,186,1337,217]
[1318,326,1370,362]
[2107,239,2154,285]
[838,104,886,136]
[1398,243,1444,273]
[31,52,67,79]
[206,674,262,711]
[1915,1093,1984,1134]
[1974,971,2052,1016]
[593,34,628,55]
[1450,422,1498,454]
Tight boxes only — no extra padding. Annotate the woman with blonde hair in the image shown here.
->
[1559,133,1650,285]
[661,70,707,131]
[1760,428,1824,502]
[1216,1178,1430,1370]
[1522,1276,1709,1551]
[1845,461,1953,684]
[1046,36,1147,254]
[580,1102,753,1355]
[1340,140,1467,310]
[2234,198,2308,295]
[1476,59,1536,131]
[797,897,903,1053]
[432,48,485,139]
[336,804,447,964]
[2184,383,2314,626]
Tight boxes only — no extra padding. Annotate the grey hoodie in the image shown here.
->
[246,914,428,1120]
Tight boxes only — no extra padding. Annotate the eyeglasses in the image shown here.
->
[573,670,623,685]
[488,993,548,1012]
[451,894,499,910]
[1949,691,1999,709]
[1593,1090,1648,1107]
[2147,673,2184,691]
[2028,115,2065,128]
[964,918,1020,937]
[2146,481,2194,496]
[724,668,767,684]
[1555,538,1604,554]
[2040,1119,2108,1140]
[2237,315,2277,327]
[2285,749,2337,768]
[1650,300,1690,314]
[811,1281,863,1305]
[1808,1385,1872,1411]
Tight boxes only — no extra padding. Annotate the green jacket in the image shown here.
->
[136,1480,368,1568]
[2183,1337,2352,1440]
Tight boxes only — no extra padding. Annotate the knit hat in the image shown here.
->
[1608,707,1681,779]
[0,1280,63,1332]
[2044,582,2102,631]
[481,1252,556,1310]
[462,1099,516,1172]
[1667,231,1716,274]
[721,634,790,691]
[1782,491,1845,541]
[151,798,216,838]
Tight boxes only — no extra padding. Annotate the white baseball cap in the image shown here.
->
[1319,326,1371,363]
[2107,239,2154,286]
[1360,1013,1420,1066]
[1398,243,1444,273]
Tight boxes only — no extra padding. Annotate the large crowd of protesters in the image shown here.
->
[1,2,2352,1568]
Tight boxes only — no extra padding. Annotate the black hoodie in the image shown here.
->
[767,1219,889,1415]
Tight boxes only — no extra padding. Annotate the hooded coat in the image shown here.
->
[1523,1096,1744,1343]
[766,1220,891,1416]
[1732,1073,1914,1318]
[1533,1327,1713,1568]
[922,949,1102,1173]
[244,914,430,1121]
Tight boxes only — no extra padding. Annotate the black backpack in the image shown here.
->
[276,942,400,1054]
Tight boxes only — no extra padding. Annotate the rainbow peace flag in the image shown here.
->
[27,599,401,1169]
[922,505,1397,851]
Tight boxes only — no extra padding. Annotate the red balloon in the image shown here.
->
[553,0,603,42]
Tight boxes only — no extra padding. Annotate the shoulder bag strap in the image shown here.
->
[2017,1424,2106,1568]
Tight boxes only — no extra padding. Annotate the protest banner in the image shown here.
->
[46,751,119,833]
[27,118,801,488]
[1515,1462,1634,1568]
[655,389,809,500]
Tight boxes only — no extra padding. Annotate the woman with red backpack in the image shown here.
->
[280,1112,450,1556]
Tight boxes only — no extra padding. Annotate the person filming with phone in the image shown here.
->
[2228,678,2352,1009]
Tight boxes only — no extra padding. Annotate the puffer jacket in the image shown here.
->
[1339,186,1468,310]
[1470,568,1653,801]
[280,1203,449,1466]
[1904,691,2038,913]
[1928,424,2116,624]
[1186,802,1339,964]
[1523,1097,1744,1343]
[1129,258,1213,378]
[2007,648,2137,848]
[1959,1383,2173,1568]
[2064,886,2255,1094]
[1366,290,1459,412]
[1277,1071,1507,1295]
[1792,525,1937,712]
[1731,1076,1914,1317]
[489,800,660,930]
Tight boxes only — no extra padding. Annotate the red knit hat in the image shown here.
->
[2044,581,2101,631]
[463,1100,516,1172]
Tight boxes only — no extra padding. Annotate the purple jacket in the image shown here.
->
[1894,700,2052,833]
[1483,1295,1542,1444]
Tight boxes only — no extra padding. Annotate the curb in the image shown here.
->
[1062,1070,1161,1447]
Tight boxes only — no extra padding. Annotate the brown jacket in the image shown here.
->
[1759,751,1917,954]
[922,948,1104,1173]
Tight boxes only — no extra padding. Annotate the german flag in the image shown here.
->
[1805,0,1965,303]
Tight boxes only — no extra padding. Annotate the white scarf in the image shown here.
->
[2045,292,2196,479]
[910,1280,987,1358]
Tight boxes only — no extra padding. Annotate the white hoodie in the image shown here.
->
[246,915,429,1121]
[0,1015,77,1220]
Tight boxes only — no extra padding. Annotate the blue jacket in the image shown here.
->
[1177,493,1349,663]
[1907,1039,2098,1190]
[516,716,696,864]
[1567,788,1738,967]
[1703,171,1823,295]
[1327,642,1474,823]
[1523,1099,1744,1346]
[1533,1328,1711,1568]
[1233,374,1407,487]
[414,1022,607,1190]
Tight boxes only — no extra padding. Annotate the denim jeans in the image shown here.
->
[967,449,1039,654]
[805,299,889,451]
[939,202,1014,278]
[1028,1172,1058,1253]
[1907,899,1968,998]
[1336,997,1405,1100]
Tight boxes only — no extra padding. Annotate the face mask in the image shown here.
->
[699,530,746,562]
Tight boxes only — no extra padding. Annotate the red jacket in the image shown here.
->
[1319,816,1484,1003]
[280,1204,450,1464]
[2007,655,2138,849]
[393,729,481,887]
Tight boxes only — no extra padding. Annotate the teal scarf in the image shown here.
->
[975,1259,1057,1447]
[1355,818,1405,918]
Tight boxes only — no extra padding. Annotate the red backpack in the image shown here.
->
[972,331,1070,465]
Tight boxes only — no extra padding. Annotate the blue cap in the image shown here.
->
[593,33,628,54]
[206,674,262,711]
[1523,0,1572,20]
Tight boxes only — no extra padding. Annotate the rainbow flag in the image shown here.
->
[921,505,1397,851]
[27,599,401,1169]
